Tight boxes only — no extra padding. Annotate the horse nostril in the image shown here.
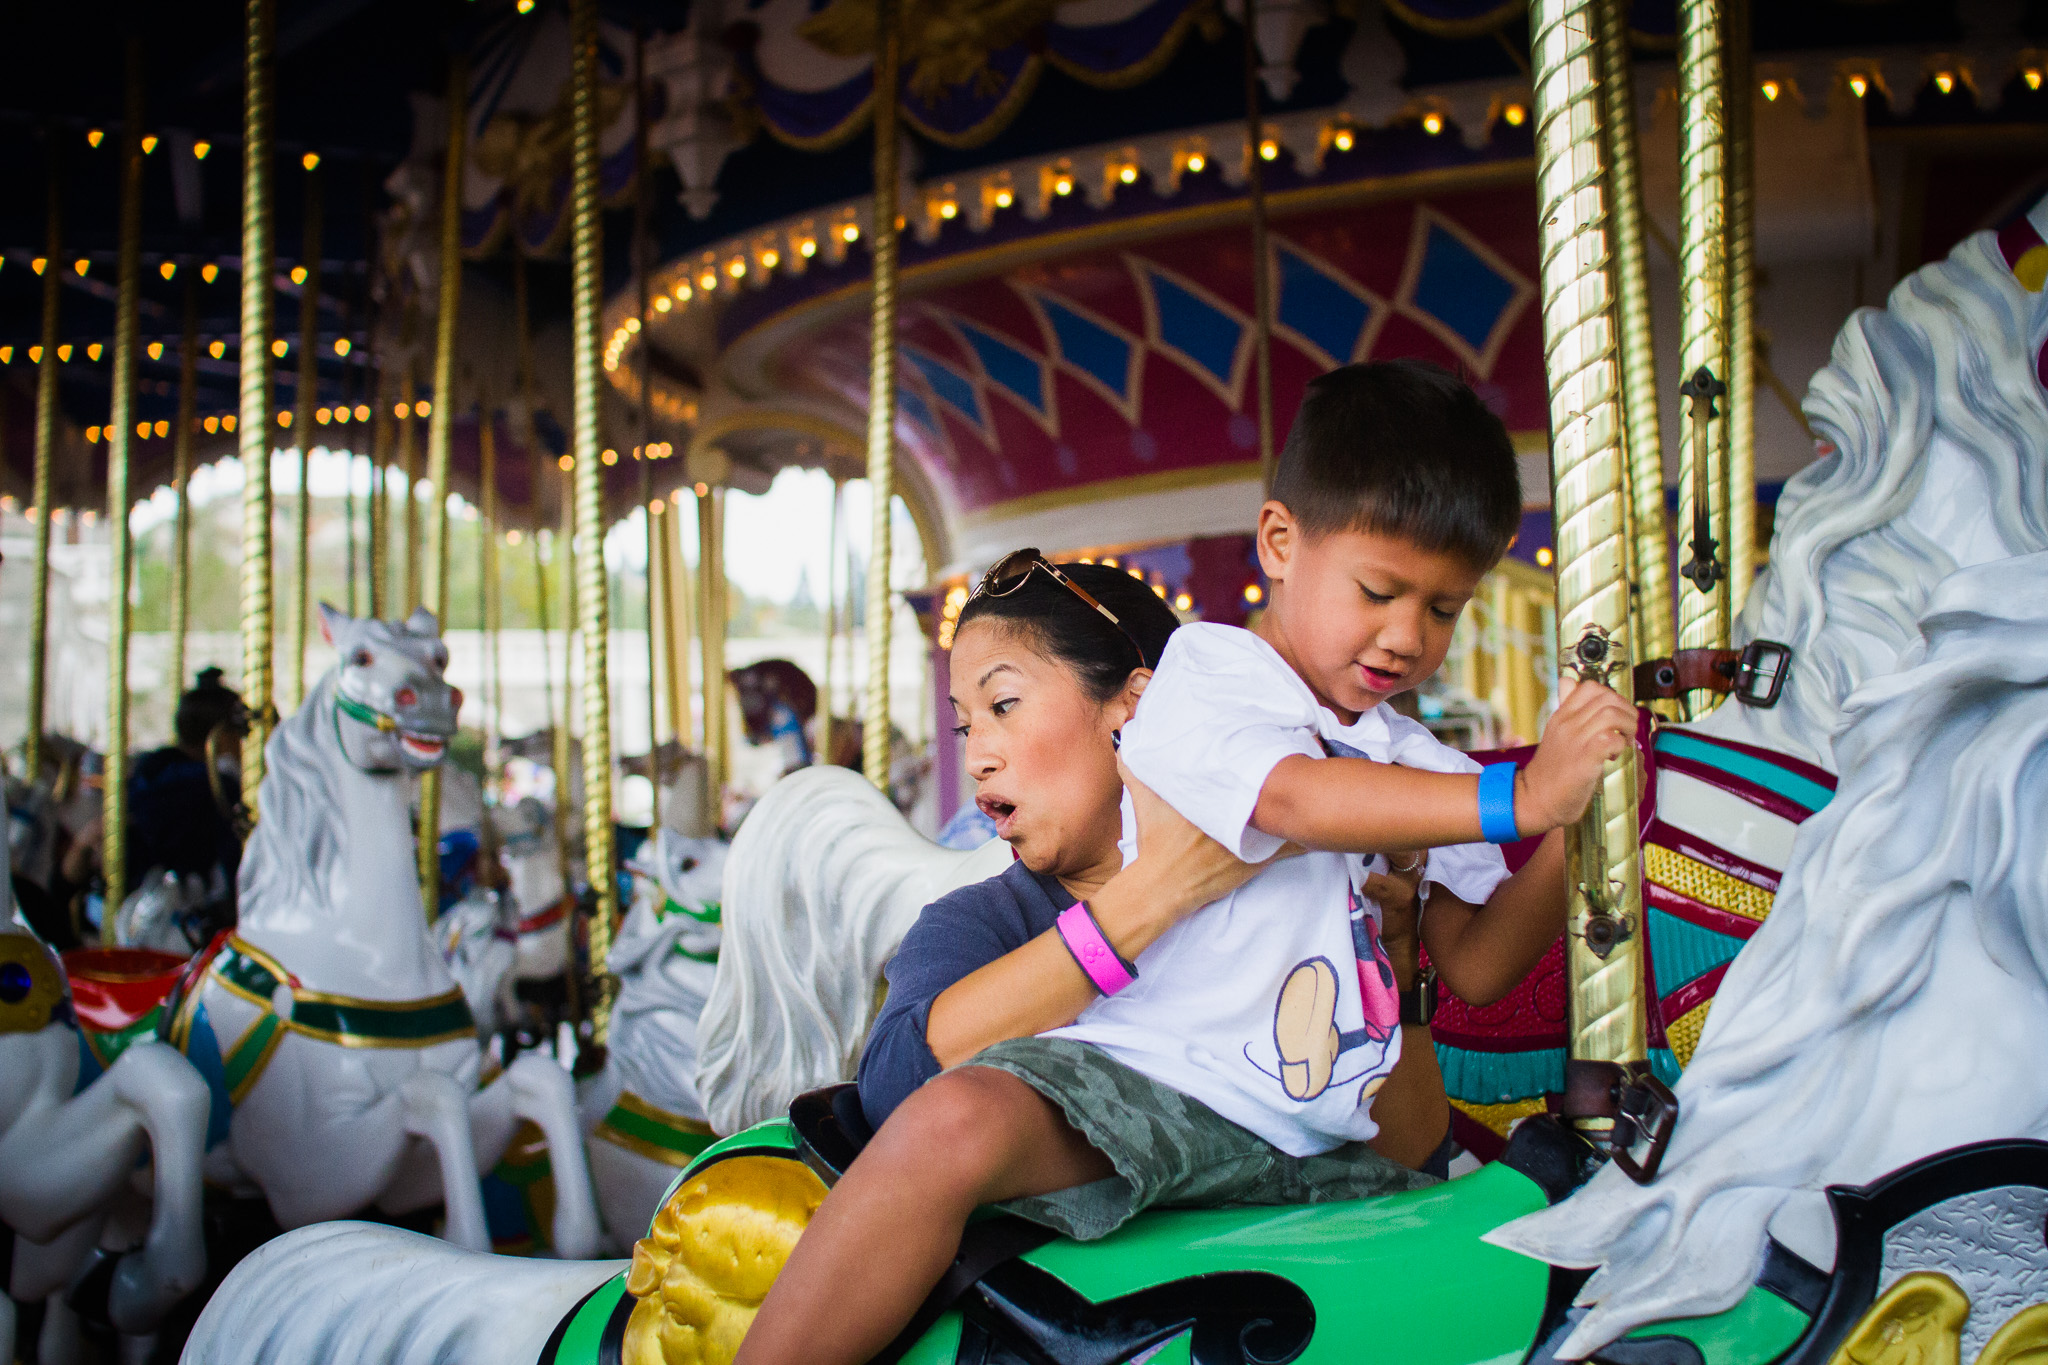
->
[395,687,417,708]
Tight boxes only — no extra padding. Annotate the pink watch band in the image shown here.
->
[1056,904,1138,996]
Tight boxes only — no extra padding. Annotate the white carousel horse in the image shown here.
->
[497,794,577,985]
[436,881,520,1041]
[694,764,1013,1135]
[581,827,728,1245]
[3,873,210,1362]
[174,604,600,1258]
[1490,199,2048,1357]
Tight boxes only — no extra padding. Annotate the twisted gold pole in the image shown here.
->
[1528,0,1648,1083]
[1243,6,1274,491]
[239,0,278,822]
[418,53,467,921]
[569,0,621,1042]
[863,1,901,792]
[1594,0,1672,662]
[1723,0,1756,616]
[555,489,578,886]
[401,363,420,611]
[26,153,62,784]
[631,27,663,832]
[287,157,323,710]
[481,406,501,790]
[1675,0,1732,694]
[820,477,842,765]
[170,274,198,694]
[697,489,726,798]
[102,39,147,933]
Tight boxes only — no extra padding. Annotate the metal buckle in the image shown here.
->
[1610,1071,1681,1184]
[1733,639,1791,709]
[1401,966,1439,1027]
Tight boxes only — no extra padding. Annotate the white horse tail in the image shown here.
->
[180,1222,623,1365]
[696,766,1012,1135]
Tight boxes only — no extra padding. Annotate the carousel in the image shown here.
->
[1,0,2045,1361]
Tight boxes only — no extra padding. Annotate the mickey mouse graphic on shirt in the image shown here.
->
[1259,876,1405,1103]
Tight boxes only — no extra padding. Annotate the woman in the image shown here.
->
[741,560,1502,1364]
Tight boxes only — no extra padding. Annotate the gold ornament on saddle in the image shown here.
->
[0,934,67,1035]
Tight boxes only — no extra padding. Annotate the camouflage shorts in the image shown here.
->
[963,1035,1435,1242]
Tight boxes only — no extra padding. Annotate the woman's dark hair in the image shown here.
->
[174,667,246,749]
[954,560,1182,704]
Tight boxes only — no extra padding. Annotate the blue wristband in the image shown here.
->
[1478,762,1521,844]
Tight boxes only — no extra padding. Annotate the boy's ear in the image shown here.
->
[1254,500,1295,582]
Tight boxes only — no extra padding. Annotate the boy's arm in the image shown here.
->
[1419,830,1566,1006]
[1250,679,1639,852]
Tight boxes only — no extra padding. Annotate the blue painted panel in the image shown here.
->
[903,350,979,422]
[959,324,1047,414]
[1039,298,1132,399]
[1648,907,1744,994]
[1276,248,1373,363]
[1145,270,1243,387]
[1654,731,1835,813]
[897,385,942,441]
[1410,224,1518,354]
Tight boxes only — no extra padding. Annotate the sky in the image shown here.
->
[129,451,924,603]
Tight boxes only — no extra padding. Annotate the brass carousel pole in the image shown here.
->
[287,154,323,710]
[1723,0,1757,615]
[569,0,622,1040]
[1674,0,1733,709]
[1528,0,1649,1108]
[1593,0,1673,662]
[169,273,199,693]
[631,27,663,831]
[26,149,63,783]
[695,489,725,806]
[1243,1,1274,490]
[418,52,467,921]
[557,488,578,876]
[401,363,420,611]
[481,405,502,789]
[239,0,278,822]
[368,362,389,618]
[862,0,901,792]
[101,37,147,932]
[819,476,842,764]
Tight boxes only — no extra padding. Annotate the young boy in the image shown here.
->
[738,361,1638,1365]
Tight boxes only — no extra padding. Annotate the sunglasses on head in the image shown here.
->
[969,548,1150,668]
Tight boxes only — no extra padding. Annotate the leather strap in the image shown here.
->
[1634,649,1744,699]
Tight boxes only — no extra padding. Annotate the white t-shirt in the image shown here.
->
[1047,623,1510,1157]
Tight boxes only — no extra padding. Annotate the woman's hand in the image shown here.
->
[1119,762,1282,923]
[1365,856,1427,993]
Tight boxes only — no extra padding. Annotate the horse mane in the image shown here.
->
[236,670,346,925]
[1492,553,2048,1355]
[1718,209,2048,765]
[694,765,1012,1135]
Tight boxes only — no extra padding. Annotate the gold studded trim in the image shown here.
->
[1645,844,1776,923]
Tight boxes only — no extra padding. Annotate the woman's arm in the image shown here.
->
[924,771,1273,1068]
[1419,829,1566,1006]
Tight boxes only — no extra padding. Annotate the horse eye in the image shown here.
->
[680,858,698,872]
[352,650,374,667]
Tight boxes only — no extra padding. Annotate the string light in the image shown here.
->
[993,188,1013,209]
[1118,165,1137,184]
[153,419,168,438]
[1053,173,1074,195]
[223,414,236,431]
[798,238,817,258]
[1503,103,1527,126]
[518,0,535,10]
[1760,79,1781,101]
[193,140,211,160]
[601,448,618,465]
[334,337,351,356]
[1331,127,1355,153]
[137,420,152,438]
[2027,69,2044,91]
[1535,546,1555,568]
[159,261,176,280]
[278,409,293,428]
[301,152,320,171]
[147,341,163,360]
[1421,112,1444,135]
[674,280,694,300]
[507,528,523,545]
[29,346,42,363]
[141,135,158,155]
[694,482,709,496]
[728,258,746,279]
[316,407,331,424]
[201,263,219,283]
[334,406,351,423]
[1243,583,1264,604]
[270,338,287,356]
[86,343,103,361]
[1934,71,1956,95]
[31,258,45,275]
[87,129,104,148]
[625,316,641,333]
[73,258,89,276]
[395,401,410,418]
[761,248,780,267]
[0,347,10,364]
[354,404,369,421]
[291,265,307,285]
[699,269,718,290]
[1848,74,1869,98]
[204,416,219,434]
[56,344,71,362]
[416,399,431,416]
[1258,139,1279,160]
[209,339,226,359]
[87,425,101,443]
[558,454,574,470]
[654,295,672,312]
[1173,592,1193,611]
[1186,152,1206,173]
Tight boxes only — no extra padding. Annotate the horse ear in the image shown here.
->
[404,606,440,637]
[318,602,346,646]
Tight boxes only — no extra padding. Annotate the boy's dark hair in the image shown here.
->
[174,667,246,750]
[955,561,1182,704]
[1271,359,1522,568]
